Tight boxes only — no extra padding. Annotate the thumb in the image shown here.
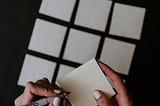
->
[93,90,111,106]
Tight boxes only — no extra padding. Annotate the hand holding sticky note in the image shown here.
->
[57,58,115,106]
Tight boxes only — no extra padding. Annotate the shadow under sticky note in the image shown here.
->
[58,58,115,106]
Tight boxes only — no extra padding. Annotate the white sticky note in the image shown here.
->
[75,0,112,31]
[39,0,76,21]
[18,54,56,86]
[109,3,146,40]
[100,38,136,75]
[63,29,100,64]
[28,19,67,57]
[56,64,76,81]
[58,58,115,106]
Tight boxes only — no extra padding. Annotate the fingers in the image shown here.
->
[93,90,111,106]
[97,61,127,94]
[24,79,56,97]
[98,61,133,106]
[14,78,63,106]
[53,97,61,106]
[48,97,72,106]
[98,61,122,82]
[48,97,61,106]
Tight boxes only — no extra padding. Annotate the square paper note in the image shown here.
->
[75,0,112,31]
[28,19,67,57]
[56,64,76,80]
[109,3,146,40]
[18,54,56,86]
[100,38,136,75]
[39,0,76,21]
[63,29,100,64]
[58,58,115,106]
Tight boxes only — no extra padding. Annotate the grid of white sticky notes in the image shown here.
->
[28,19,67,57]
[17,54,56,87]
[100,38,136,75]
[74,0,112,31]
[63,29,100,64]
[56,64,76,81]
[39,0,76,21]
[109,3,146,40]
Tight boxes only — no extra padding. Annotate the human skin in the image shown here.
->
[14,61,133,106]
[14,78,71,106]
[93,61,133,106]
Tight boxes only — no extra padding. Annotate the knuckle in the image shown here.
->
[35,78,49,84]
[42,77,48,81]
[35,80,43,84]
[42,78,50,83]
[26,81,34,88]
[43,87,51,94]
[25,81,35,92]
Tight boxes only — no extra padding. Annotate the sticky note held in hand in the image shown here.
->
[58,58,115,106]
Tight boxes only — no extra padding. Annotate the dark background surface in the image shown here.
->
[0,0,159,105]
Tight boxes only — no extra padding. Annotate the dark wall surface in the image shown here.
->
[0,0,159,105]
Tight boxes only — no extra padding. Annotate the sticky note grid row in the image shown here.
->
[39,0,146,39]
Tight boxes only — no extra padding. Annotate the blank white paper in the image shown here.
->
[58,58,115,106]
[109,3,146,40]
[75,0,112,31]
[39,0,76,21]
[17,54,56,86]
[63,29,100,64]
[100,38,136,75]
[28,18,67,57]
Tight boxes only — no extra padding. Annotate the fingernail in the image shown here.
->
[93,90,101,99]
[53,89,61,94]
[53,97,61,106]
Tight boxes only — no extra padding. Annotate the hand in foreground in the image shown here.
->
[14,78,72,106]
[93,61,133,106]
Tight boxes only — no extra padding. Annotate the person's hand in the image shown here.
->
[93,61,133,106]
[14,78,72,106]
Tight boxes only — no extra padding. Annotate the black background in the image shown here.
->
[0,0,159,105]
